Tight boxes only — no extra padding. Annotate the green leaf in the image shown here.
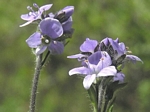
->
[108,105,114,112]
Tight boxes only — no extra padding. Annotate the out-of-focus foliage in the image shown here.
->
[0,0,149,112]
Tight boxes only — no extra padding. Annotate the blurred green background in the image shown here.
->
[0,0,150,112]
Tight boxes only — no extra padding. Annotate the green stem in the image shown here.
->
[29,54,42,112]
[98,78,108,112]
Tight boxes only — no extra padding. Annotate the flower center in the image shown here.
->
[41,35,51,45]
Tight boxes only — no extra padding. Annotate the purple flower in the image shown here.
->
[26,17,64,55]
[100,37,142,66]
[20,3,53,27]
[100,37,126,60]
[21,4,75,54]
[67,38,99,60]
[69,51,117,89]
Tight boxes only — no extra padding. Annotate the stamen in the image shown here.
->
[84,60,89,63]
[84,60,90,68]
[27,5,38,17]
[54,41,57,44]
[45,39,49,44]
[126,46,129,49]
[27,6,34,12]
[101,58,104,60]
[127,51,132,53]
[27,6,31,10]
[41,36,44,39]
[33,3,39,9]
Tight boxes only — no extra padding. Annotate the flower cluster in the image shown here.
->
[68,37,142,89]
[20,3,74,55]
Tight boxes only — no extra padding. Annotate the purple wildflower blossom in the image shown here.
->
[100,37,142,66]
[22,4,75,55]
[20,3,53,27]
[26,17,64,55]
[69,51,117,89]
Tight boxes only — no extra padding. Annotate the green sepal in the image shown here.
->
[87,84,98,112]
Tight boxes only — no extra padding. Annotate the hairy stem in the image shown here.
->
[29,54,42,112]
[98,78,106,112]
[103,98,109,112]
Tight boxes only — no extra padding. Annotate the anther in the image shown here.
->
[101,58,104,60]
[54,41,57,44]
[33,3,39,9]
[84,60,88,63]
[126,46,129,50]
[27,6,34,12]
[127,51,132,53]
[27,6,31,10]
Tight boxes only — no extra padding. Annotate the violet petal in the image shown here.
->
[20,13,35,21]
[88,51,102,65]
[101,37,109,45]
[62,6,74,18]
[80,38,98,53]
[69,67,90,76]
[125,55,143,63]
[26,32,41,48]
[97,66,117,77]
[40,18,63,39]
[35,45,47,55]
[48,41,64,54]
[67,54,86,59]
[119,42,126,52]
[83,74,96,89]
[62,17,72,31]
[39,4,53,12]
[113,72,125,83]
